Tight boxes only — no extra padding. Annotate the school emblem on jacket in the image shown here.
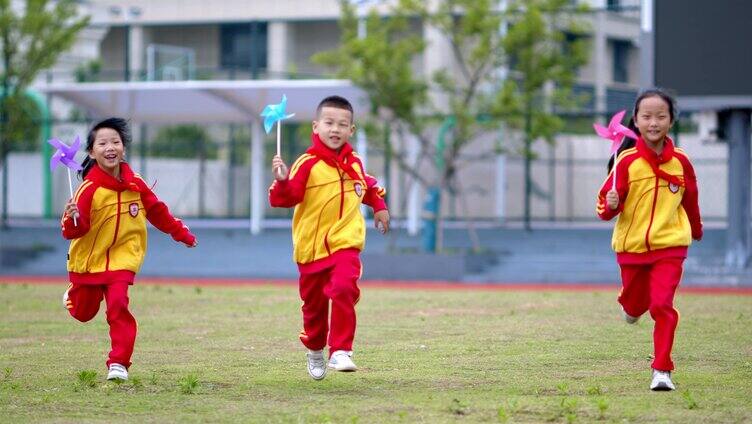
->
[129,203,139,217]
[669,183,680,193]
[354,182,363,197]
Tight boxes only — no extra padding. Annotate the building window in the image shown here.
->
[607,0,622,11]
[562,31,586,77]
[220,22,267,76]
[612,39,630,84]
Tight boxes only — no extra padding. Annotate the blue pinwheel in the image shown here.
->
[260,95,295,157]
[261,95,295,134]
[48,136,83,225]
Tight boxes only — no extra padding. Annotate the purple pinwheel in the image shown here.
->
[48,136,83,225]
[48,136,83,172]
[593,110,638,189]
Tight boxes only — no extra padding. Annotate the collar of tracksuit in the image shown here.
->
[86,162,142,192]
[636,136,685,187]
[306,133,361,181]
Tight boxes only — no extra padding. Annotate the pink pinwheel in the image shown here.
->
[48,136,83,172]
[48,136,82,225]
[593,110,638,154]
[593,110,638,190]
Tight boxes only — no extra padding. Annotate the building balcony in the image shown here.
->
[41,66,333,85]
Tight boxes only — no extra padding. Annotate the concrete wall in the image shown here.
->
[290,20,340,76]
[89,0,370,24]
[0,154,246,218]
[99,25,219,76]
[0,133,733,221]
[150,25,221,70]
[376,131,730,221]
[100,27,127,73]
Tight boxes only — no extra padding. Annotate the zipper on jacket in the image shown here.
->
[338,170,345,219]
[644,176,659,252]
[321,170,345,258]
[324,234,332,256]
[105,191,122,270]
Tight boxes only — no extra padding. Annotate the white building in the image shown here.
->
[73,0,643,107]
[19,0,729,228]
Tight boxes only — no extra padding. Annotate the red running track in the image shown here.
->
[1,275,751,296]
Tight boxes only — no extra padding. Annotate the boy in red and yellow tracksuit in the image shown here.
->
[269,95,389,380]
[597,130,702,390]
[62,117,195,381]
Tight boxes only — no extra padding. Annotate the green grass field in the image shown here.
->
[1,282,751,423]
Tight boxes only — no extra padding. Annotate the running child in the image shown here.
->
[596,89,702,391]
[269,95,390,380]
[61,117,197,381]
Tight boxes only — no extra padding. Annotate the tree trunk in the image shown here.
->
[523,99,533,232]
[1,28,11,230]
[198,138,206,217]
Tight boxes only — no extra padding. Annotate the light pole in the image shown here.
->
[349,0,380,215]
[495,0,509,223]
[109,5,142,81]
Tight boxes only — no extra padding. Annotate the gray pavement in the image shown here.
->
[0,220,749,287]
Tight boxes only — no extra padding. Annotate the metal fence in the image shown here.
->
[0,117,735,225]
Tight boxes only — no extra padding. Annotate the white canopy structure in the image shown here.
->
[39,79,369,123]
[39,79,369,234]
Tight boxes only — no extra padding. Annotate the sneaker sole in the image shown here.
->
[650,384,674,391]
[307,370,327,380]
[328,365,357,372]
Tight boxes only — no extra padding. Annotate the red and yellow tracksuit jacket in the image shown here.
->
[62,162,195,284]
[268,134,387,268]
[596,137,703,264]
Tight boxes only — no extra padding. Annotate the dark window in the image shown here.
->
[563,31,585,54]
[607,88,637,113]
[607,0,622,11]
[220,22,267,76]
[612,40,630,83]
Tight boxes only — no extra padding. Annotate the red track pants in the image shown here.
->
[65,282,137,369]
[298,250,361,355]
[618,258,683,371]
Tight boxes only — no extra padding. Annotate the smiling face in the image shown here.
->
[89,127,125,177]
[312,106,355,151]
[634,95,673,147]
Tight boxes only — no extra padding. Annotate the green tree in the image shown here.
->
[1,94,41,152]
[315,0,589,250]
[0,0,90,227]
[74,59,102,82]
[149,124,217,159]
[149,124,217,217]
[227,124,250,166]
[495,0,590,230]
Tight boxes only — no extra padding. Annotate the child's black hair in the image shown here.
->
[80,117,131,178]
[607,88,677,172]
[316,95,354,119]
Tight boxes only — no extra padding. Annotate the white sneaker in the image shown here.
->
[622,307,639,324]
[650,369,675,391]
[306,350,327,380]
[328,350,357,372]
[63,286,71,310]
[107,363,128,381]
